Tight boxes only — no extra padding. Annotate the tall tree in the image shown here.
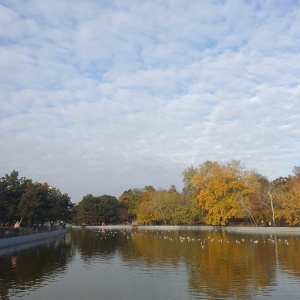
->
[18,182,41,224]
[181,165,200,196]
[75,194,96,224]
[118,188,143,221]
[135,187,157,223]
[74,194,118,224]
[95,195,118,224]
[135,186,201,225]
[193,160,256,225]
[234,171,264,226]
[258,177,287,226]
[18,182,53,224]
[0,171,30,222]
[1,171,72,225]
[47,186,73,221]
[276,172,300,225]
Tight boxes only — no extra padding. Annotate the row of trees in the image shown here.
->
[195,160,300,226]
[0,171,73,225]
[117,186,200,225]
[2,160,300,226]
[115,160,300,226]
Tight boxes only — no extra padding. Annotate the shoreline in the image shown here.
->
[71,225,300,235]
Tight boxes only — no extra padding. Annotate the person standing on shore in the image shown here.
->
[14,221,20,236]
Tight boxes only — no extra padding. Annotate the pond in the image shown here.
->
[1,227,300,299]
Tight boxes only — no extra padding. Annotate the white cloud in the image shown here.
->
[1,0,300,202]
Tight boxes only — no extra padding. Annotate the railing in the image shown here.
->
[0,225,65,239]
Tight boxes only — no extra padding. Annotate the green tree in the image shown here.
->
[18,182,59,224]
[74,194,118,224]
[18,182,41,224]
[0,171,30,223]
[1,171,72,225]
[47,187,73,221]
[75,194,96,224]
[95,195,118,223]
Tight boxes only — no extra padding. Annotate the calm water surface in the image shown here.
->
[1,228,300,299]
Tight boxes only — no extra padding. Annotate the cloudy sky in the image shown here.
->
[1,0,300,202]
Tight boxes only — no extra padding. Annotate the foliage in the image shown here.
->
[135,186,200,225]
[276,174,300,225]
[181,165,200,196]
[135,186,157,223]
[192,160,261,225]
[258,178,283,226]
[117,188,143,221]
[3,162,300,226]
[0,171,72,224]
[0,171,31,222]
[74,194,118,224]
[47,186,73,221]
[18,182,47,223]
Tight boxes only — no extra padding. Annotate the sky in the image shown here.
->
[1,0,300,203]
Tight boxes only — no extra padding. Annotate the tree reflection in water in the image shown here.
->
[1,229,300,299]
[0,234,74,300]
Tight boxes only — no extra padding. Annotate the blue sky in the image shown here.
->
[1,0,300,202]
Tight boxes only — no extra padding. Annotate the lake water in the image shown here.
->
[1,228,300,299]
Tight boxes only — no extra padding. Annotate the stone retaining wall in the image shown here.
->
[0,229,66,249]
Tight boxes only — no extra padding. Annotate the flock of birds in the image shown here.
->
[93,229,291,248]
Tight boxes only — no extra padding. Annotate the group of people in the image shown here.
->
[2,221,21,237]
[3,219,66,237]
[260,219,272,227]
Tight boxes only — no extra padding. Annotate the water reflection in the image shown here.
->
[0,234,74,300]
[1,228,300,299]
[71,229,300,299]
[71,229,116,262]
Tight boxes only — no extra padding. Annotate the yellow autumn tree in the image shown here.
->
[193,160,257,225]
[135,186,159,223]
[234,170,263,226]
[136,186,201,225]
[276,171,300,225]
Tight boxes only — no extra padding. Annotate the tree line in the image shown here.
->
[181,160,300,226]
[0,171,73,226]
[73,159,300,226]
[1,160,300,226]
